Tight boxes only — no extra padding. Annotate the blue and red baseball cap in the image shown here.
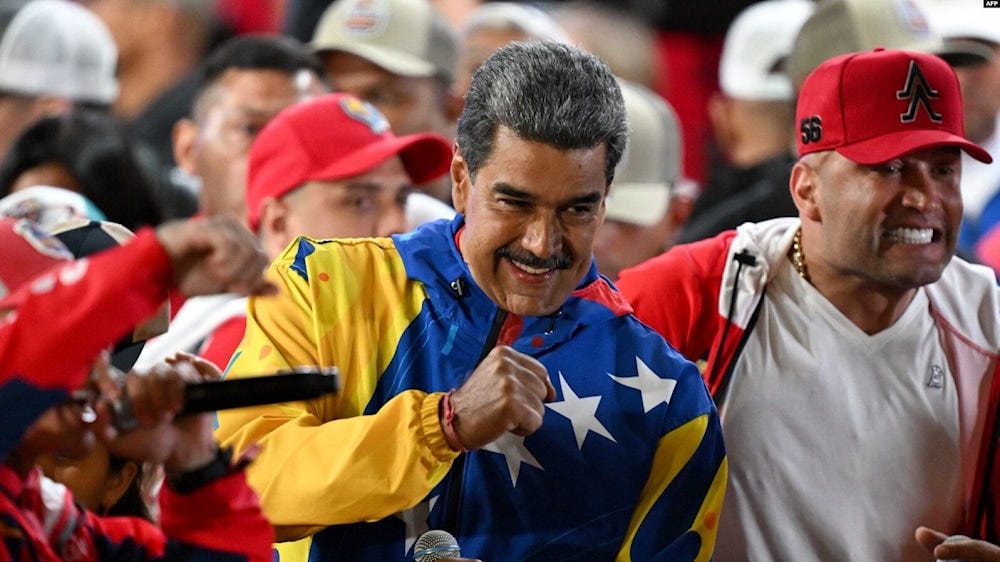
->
[246,92,453,231]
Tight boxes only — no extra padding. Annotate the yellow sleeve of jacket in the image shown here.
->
[213,237,459,541]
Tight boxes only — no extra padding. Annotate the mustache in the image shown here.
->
[496,246,573,270]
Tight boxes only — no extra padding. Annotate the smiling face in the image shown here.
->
[796,146,963,291]
[452,126,607,317]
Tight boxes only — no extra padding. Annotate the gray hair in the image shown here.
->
[457,41,627,186]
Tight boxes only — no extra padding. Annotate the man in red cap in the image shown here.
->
[143,91,453,371]
[617,48,1000,561]
[244,92,453,258]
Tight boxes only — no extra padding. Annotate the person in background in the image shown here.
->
[139,93,453,373]
[618,48,999,561]
[784,0,989,92]
[310,0,462,203]
[172,34,328,224]
[243,92,454,561]
[246,93,452,260]
[920,2,1000,265]
[0,214,276,560]
[593,79,690,280]
[0,0,203,220]
[0,0,118,160]
[86,0,217,169]
[548,1,657,90]
[454,2,568,100]
[30,218,173,521]
[0,109,164,231]
[676,0,812,244]
[215,40,726,562]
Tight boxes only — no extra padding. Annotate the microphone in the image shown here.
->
[181,367,340,414]
[110,367,340,431]
[413,530,461,562]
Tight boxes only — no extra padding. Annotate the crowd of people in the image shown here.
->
[1,0,999,561]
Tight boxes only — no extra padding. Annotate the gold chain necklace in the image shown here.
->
[789,228,810,282]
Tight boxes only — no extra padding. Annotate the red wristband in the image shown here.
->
[441,390,467,452]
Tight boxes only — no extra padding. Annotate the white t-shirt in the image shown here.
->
[715,260,963,562]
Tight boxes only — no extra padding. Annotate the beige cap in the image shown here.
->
[605,80,681,227]
[311,0,458,84]
[785,0,991,89]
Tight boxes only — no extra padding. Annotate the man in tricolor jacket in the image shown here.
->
[215,41,727,561]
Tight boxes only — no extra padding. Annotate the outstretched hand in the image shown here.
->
[155,216,276,298]
[916,526,1000,561]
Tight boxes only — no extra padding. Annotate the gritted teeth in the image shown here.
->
[512,260,552,275]
[884,227,934,244]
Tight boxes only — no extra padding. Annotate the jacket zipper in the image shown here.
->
[442,308,508,534]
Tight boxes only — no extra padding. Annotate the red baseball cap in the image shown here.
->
[796,48,992,165]
[0,217,73,300]
[246,92,453,231]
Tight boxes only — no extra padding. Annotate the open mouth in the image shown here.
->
[511,260,555,276]
[884,227,936,244]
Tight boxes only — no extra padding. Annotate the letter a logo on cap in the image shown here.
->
[896,60,943,124]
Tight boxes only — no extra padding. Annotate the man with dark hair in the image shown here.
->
[172,34,328,223]
[216,41,727,561]
[129,34,326,370]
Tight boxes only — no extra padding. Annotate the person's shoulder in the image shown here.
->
[927,256,1000,349]
[936,255,999,294]
[271,235,403,285]
[611,311,703,377]
[615,316,718,421]
[275,235,400,264]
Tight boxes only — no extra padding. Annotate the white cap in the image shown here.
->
[460,2,569,43]
[605,80,681,227]
[720,0,814,101]
[0,0,119,104]
[922,0,1000,46]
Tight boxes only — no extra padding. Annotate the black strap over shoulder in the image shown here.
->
[708,249,765,407]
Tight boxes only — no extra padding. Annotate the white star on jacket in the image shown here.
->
[481,432,542,486]
[546,372,616,449]
[480,357,677,486]
[608,356,677,412]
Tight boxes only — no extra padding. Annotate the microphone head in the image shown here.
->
[413,530,461,562]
